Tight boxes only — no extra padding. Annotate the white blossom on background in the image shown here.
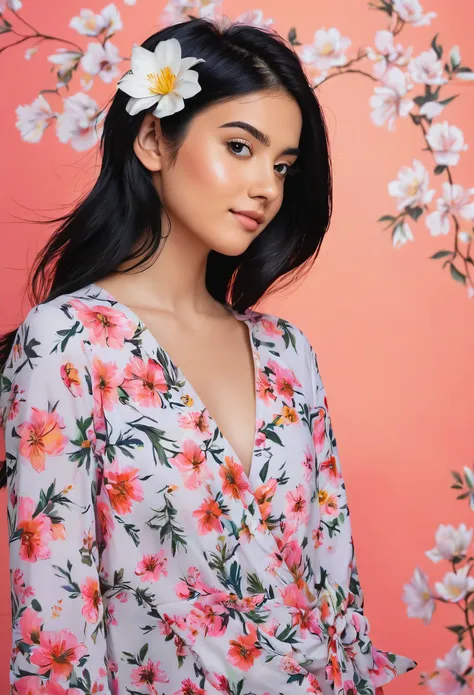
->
[160,0,223,26]
[408,48,447,85]
[25,46,39,60]
[300,27,351,72]
[434,565,474,603]
[423,645,473,694]
[388,158,435,210]
[437,644,472,676]
[393,221,414,248]
[419,101,445,120]
[426,183,474,236]
[56,93,103,151]
[69,4,122,38]
[234,9,273,28]
[369,67,414,131]
[15,94,54,143]
[366,30,412,80]
[81,42,122,84]
[403,567,436,624]
[0,0,22,10]
[48,49,83,88]
[426,121,468,166]
[425,523,473,562]
[393,0,437,26]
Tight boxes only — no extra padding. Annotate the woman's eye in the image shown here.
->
[227,140,252,157]
[227,140,293,178]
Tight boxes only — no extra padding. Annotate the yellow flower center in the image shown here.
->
[321,42,335,56]
[147,66,177,95]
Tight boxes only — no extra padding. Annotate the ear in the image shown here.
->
[133,113,163,172]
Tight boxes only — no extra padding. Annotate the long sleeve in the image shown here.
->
[307,343,417,694]
[1,305,111,694]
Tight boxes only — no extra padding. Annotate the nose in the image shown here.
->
[247,158,281,204]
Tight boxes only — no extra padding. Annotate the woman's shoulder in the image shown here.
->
[1,284,112,380]
[247,306,315,366]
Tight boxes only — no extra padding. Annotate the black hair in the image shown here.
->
[0,17,332,486]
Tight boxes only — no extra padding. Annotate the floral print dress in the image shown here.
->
[0,283,417,695]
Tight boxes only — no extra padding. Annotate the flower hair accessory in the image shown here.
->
[118,38,205,119]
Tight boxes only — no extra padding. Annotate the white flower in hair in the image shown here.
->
[118,38,205,118]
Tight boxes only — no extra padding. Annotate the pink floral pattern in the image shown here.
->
[0,283,417,695]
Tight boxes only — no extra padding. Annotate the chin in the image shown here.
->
[210,236,256,257]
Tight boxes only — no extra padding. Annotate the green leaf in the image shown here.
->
[434,165,446,175]
[407,206,423,221]
[431,33,443,60]
[138,643,149,664]
[438,95,458,106]
[288,28,301,45]
[457,66,473,73]
[430,250,453,259]
[31,599,42,612]
[450,263,466,285]
[378,215,395,222]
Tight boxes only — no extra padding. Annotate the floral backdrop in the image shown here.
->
[0,0,473,693]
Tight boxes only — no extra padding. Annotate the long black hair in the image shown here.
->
[0,17,332,382]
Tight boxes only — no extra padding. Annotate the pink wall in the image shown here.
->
[1,0,473,692]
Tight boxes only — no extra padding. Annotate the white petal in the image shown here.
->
[126,95,160,116]
[178,56,206,76]
[130,46,158,76]
[153,91,184,118]
[118,72,156,98]
[174,78,202,99]
[154,38,181,75]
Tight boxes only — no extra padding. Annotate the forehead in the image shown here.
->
[191,89,302,143]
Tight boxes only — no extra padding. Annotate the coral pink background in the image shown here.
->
[1,0,473,692]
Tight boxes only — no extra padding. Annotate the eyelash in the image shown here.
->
[226,139,300,179]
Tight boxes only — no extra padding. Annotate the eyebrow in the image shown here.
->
[219,120,300,157]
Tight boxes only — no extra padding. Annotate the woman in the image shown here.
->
[0,17,417,695]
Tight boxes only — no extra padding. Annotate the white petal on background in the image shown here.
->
[419,101,444,119]
[130,46,158,75]
[457,70,474,81]
[15,94,53,143]
[154,38,181,76]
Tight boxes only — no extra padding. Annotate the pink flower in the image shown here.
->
[105,460,144,515]
[19,606,43,645]
[123,356,168,408]
[69,299,135,348]
[131,658,169,692]
[17,497,54,562]
[81,576,102,623]
[177,410,213,438]
[30,629,88,680]
[260,318,283,337]
[92,357,123,411]
[17,408,67,473]
[97,499,115,542]
[134,550,168,582]
[266,359,302,398]
[170,440,214,489]
[174,679,206,695]
[12,676,45,695]
[312,406,327,454]
[60,362,83,397]
[285,484,309,523]
[256,370,276,404]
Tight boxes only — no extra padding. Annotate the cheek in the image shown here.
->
[184,143,235,190]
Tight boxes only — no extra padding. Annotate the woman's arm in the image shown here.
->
[2,307,111,693]
[307,341,417,693]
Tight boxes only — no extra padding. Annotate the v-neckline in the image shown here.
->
[86,282,260,490]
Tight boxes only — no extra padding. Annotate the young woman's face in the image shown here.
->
[150,87,303,257]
